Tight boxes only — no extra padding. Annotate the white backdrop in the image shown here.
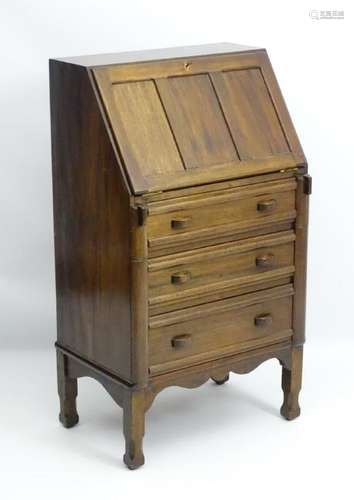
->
[1,2,354,499]
[0,0,353,347]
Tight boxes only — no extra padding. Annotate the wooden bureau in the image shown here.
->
[49,43,311,469]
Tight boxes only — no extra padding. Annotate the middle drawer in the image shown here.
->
[148,231,295,315]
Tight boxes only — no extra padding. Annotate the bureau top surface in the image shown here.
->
[52,43,261,67]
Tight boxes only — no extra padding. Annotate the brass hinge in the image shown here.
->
[136,205,148,226]
[303,174,312,195]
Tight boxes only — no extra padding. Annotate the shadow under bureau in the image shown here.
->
[49,43,311,469]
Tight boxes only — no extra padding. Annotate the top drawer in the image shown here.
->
[146,179,296,255]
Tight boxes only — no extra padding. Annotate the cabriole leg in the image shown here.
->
[57,350,79,428]
[280,346,303,420]
[123,389,145,470]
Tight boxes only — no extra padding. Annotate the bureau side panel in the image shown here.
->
[49,61,132,381]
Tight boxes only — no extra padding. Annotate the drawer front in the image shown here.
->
[149,287,293,374]
[148,231,295,314]
[147,179,296,254]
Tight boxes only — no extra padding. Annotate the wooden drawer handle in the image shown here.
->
[255,253,275,268]
[171,217,191,230]
[171,334,192,349]
[171,271,191,284]
[254,314,273,327]
[257,199,277,213]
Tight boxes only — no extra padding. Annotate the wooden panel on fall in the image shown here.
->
[93,49,304,193]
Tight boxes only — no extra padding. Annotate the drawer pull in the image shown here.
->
[256,253,275,268]
[171,334,192,349]
[254,314,273,327]
[257,199,277,213]
[171,271,191,284]
[171,217,191,230]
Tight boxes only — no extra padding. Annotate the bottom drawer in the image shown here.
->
[149,286,293,374]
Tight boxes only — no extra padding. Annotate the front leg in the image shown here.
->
[280,346,303,420]
[123,389,145,469]
[57,350,79,428]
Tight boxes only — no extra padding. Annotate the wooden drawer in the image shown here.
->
[147,178,296,255]
[149,285,293,374]
[148,231,295,315]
